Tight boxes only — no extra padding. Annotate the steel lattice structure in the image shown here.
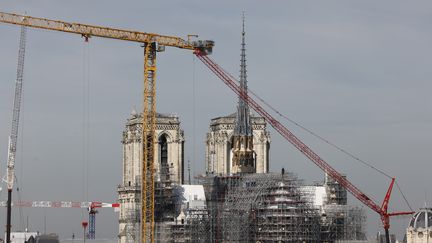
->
[0,11,213,243]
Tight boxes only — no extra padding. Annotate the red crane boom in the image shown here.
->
[194,50,413,241]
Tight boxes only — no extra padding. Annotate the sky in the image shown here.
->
[0,0,431,240]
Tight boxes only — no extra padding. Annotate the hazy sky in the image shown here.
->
[0,0,431,240]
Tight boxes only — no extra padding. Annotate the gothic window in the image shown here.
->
[159,134,169,181]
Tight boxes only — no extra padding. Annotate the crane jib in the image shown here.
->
[0,11,214,53]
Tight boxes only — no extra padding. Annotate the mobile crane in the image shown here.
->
[3,25,27,243]
[194,49,414,243]
[0,11,213,243]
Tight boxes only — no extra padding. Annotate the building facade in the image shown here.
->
[406,208,432,243]
[205,113,270,175]
[117,112,185,243]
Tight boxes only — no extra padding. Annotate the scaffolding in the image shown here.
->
[320,205,367,242]
[196,173,319,242]
[121,207,140,243]
[217,173,321,242]
[171,205,210,243]
[253,181,321,242]
[154,162,177,242]
[118,161,177,243]
[325,173,348,205]
[119,172,366,242]
[195,172,365,243]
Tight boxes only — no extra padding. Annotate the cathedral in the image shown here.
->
[117,16,270,242]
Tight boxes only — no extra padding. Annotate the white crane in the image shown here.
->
[0,200,120,239]
[4,25,27,243]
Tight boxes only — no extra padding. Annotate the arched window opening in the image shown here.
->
[159,134,169,182]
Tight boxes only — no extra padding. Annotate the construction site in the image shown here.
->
[0,2,430,243]
[119,168,367,242]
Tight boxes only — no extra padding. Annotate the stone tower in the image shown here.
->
[205,114,270,175]
[117,112,184,243]
[205,16,271,176]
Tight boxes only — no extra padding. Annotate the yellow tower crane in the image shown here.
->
[0,11,214,243]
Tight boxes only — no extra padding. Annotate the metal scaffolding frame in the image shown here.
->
[196,173,365,243]
[320,205,367,242]
[119,172,366,242]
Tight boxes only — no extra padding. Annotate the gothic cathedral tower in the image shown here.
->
[205,14,270,176]
[231,14,255,174]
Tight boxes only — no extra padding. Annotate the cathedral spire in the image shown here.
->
[234,11,252,137]
[232,12,255,174]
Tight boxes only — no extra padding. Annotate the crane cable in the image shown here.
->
[81,39,91,220]
[191,54,196,183]
[220,67,413,211]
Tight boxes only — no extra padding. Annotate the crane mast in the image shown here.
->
[5,25,27,243]
[194,50,413,243]
[0,11,213,243]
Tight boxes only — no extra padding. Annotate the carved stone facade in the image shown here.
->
[406,208,432,243]
[117,112,184,243]
[205,113,270,175]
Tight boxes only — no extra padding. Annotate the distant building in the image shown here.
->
[5,232,38,243]
[406,207,432,243]
[26,234,59,243]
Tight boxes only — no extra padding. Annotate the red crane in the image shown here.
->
[194,49,414,243]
